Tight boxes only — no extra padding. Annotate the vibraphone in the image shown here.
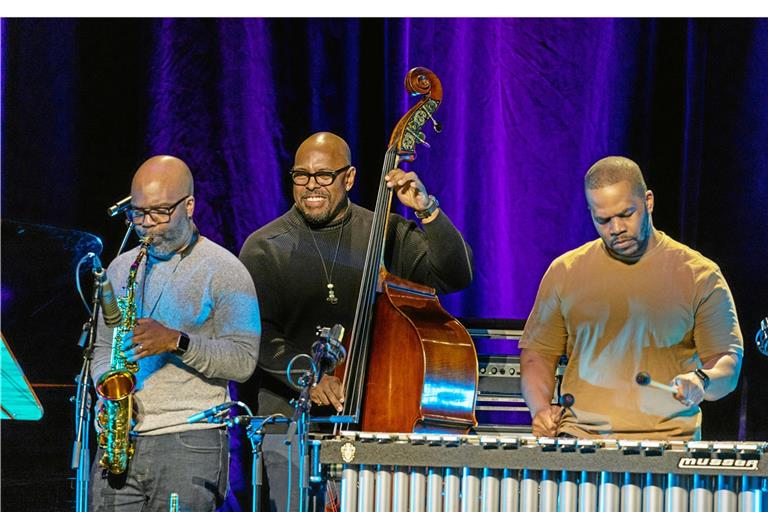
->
[317,433,767,512]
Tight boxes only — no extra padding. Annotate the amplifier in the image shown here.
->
[478,355,521,395]
[476,355,529,430]
[461,319,565,432]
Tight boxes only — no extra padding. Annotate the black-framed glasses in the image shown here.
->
[125,195,190,225]
[289,165,351,186]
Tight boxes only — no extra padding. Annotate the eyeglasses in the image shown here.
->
[289,165,351,186]
[126,195,190,224]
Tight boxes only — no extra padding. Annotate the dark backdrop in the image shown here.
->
[2,18,767,510]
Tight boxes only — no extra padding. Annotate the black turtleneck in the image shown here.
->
[237,202,474,416]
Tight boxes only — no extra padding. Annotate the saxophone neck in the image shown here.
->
[131,237,152,269]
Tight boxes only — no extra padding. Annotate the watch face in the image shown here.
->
[177,333,190,353]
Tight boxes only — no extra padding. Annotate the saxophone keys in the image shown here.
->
[97,408,109,427]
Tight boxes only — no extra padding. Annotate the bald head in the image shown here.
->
[585,156,647,198]
[131,155,194,199]
[291,132,356,226]
[295,132,351,166]
[129,155,196,256]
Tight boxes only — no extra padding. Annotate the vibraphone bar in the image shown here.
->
[317,433,767,512]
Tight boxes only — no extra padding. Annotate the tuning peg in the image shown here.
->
[424,109,442,133]
[406,128,431,148]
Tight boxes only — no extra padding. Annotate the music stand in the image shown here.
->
[0,332,44,420]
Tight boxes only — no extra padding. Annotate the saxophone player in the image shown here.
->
[90,155,261,511]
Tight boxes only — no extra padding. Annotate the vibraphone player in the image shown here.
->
[520,156,743,440]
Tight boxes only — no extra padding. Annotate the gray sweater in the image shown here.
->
[92,236,261,435]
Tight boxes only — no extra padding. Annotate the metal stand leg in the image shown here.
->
[285,324,346,512]
[246,425,266,512]
[73,384,92,512]
[72,259,102,512]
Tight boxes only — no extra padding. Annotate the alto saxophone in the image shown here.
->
[95,237,152,474]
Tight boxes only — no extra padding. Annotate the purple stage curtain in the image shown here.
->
[143,18,650,320]
[146,19,288,251]
[383,18,645,317]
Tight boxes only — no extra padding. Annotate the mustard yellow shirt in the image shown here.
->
[519,230,743,439]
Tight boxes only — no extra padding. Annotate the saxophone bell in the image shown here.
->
[96,370,136,402]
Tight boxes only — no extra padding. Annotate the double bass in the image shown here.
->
[334,67,478,434]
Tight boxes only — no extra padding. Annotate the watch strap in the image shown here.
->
[414,195,440,219]
[693,368,710,391]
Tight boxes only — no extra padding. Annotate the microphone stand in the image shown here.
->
[292,370,315,512]
[288,325,345,512]
[238,414,291,512]
[70,201,134,509]
[116,221,135,259]
[71,263,102,512]
[188,403,291,512]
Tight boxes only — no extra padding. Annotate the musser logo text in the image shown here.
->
[678,458,758,471]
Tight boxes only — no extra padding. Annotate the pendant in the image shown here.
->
[326,283,338,304]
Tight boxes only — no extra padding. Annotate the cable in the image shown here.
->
[75,252,96,315]
[233,400,254,417]
[325,480,339,512]
[286,354,318,389]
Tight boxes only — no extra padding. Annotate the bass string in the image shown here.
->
[340,146,398,421]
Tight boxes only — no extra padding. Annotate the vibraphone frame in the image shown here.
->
[317,433,767,512]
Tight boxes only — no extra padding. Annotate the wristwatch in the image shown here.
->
[175,332,190,355]
[414,195,440,219]
[693,368,710,391]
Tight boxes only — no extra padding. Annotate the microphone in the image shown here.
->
[312,324,347,374]
[107,195,133,217]
[187,401,237,424]
[756,318,768,356]
[92,255,122,328]
[635,371,678,395]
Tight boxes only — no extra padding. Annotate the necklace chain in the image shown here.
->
[307,207,347,304]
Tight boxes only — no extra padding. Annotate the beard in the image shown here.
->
[607,209,652,262]
[297,193,348,227]
[137,221,192,258]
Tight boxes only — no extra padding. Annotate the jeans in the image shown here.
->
[90,428,229,512]
[261,432,301,512]
[227,428,322,512]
